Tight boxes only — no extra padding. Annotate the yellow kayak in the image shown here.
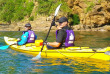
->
[4,36,110,61]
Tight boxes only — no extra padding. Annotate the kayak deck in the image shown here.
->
[4,36,110,61]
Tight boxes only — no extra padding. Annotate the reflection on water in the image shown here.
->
[33,58,110,73]
[74,31,110,48]
[0,31,110,73]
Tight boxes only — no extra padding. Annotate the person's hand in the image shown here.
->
[17,38,20,41]
[43,41,47,45]
[43,41,49,45]
[51,20,55,26]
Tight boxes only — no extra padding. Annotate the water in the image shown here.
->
[0,31,110,74]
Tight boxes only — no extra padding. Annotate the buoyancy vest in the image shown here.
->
[56,29,75,47]
[23,30,36,43]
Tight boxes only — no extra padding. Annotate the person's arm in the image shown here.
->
[47,42,61,47]
[17,32,29,45]
[47,30,66,47]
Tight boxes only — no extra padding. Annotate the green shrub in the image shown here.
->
[68,14,80,25]
[29,16,34,21]
[73,14,80,25]
[84,0,95,13]
[0,0,15,23]
[37,0,72,16]
[37,0,53,15]
[0,0,34,23]
[0,0,73,24]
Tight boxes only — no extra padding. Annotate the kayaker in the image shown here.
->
[17,23,37,45]
[45,16,75,49]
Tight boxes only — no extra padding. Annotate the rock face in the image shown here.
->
[67,0,110,28]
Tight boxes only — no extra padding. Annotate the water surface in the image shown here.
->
[0,31,110,74]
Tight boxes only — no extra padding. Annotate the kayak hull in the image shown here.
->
[4,36,110,61]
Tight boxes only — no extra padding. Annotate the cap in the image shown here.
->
[57,16,68,23]
[25,23,31,27]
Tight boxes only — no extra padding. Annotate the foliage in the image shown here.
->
[97,0,102,4]
[0,0,74,24]
[0,0,14,23]
[0,0,34,23]
[37,0,72,16]
[37,0,53,15]
[72,14,80,25]
[68,14,80,25]
[29,16,34,21]
[84,0,95,13]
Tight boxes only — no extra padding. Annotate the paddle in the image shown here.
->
[32,4,62,60]
[0,45,10,50]
[105,51,110,55]
[0,43,16,50]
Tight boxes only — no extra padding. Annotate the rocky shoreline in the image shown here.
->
[0,16,110,32]
[0,23,110,32]
[72,24,110,32]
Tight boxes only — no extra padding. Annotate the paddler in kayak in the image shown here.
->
[17,23,37,45]
[45,16,75,49]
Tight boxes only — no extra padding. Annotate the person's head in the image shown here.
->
[57,16,68,27]
[25,23,32,30]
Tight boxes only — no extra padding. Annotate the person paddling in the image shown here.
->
[17,23,37,45]
[45,16,75,49]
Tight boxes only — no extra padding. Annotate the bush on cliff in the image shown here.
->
[37,0,71,15]
[0,0,34,24]
[0,0,80,26]
[37,0,79,25]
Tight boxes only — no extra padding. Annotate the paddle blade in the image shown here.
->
[54,4,62,16]
[105,51,110,55]
[0,45,10,50]
[31,52,41,60]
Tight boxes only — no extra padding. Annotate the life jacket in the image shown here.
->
[23,30,36,43]
[56,29,75,47]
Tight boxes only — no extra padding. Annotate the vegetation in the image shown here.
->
[0,0,80,25]
[0,0,34,24]
[29,16,34,21]
[37,0,72,15]
[68,14,80,26]
[84,0,95,13]
[37,0,79,25]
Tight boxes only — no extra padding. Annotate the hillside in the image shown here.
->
[0,0,110,31]
[0,0,74,31]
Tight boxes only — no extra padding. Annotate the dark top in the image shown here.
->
[56,26,71,47]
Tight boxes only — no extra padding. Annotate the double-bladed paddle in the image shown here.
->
[0,43,16,50]
[0,45,10,50]
[32,4,62,60]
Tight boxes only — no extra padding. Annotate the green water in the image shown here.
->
[0,31,110,74]
[45,31,110,48]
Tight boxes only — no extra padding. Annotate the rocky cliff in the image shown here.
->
[67,0,110,31]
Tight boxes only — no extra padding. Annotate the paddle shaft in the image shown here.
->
[41,16,56,52]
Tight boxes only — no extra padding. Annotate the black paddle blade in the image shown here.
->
[51,17,56,26]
